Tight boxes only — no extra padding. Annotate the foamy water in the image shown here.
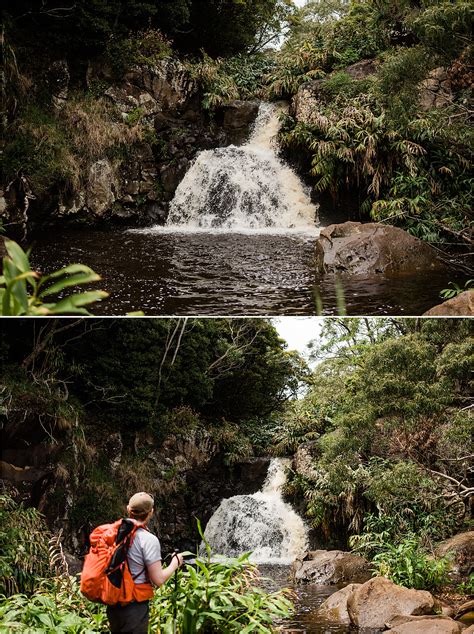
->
[132,102,318,234]
[203,458,309,564]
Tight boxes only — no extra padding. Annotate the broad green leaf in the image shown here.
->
[5,240,30,273]
[39,273,102,298]
[43,291,109,314]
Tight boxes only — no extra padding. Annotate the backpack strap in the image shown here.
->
[127,524,151,584]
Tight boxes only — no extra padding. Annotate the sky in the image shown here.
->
[272,317,324,358]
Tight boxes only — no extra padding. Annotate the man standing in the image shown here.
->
[106,492,184,634]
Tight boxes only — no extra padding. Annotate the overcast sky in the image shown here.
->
[272,317,324,358]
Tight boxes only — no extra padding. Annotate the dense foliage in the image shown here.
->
[3,0,293,59]
[0,509,292,632]
[0,495,52,596]
[277,318,473,585]
[0,318,304,527]
[272,0,473,245]
[153,552,292,632]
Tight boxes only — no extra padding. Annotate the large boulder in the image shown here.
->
[423,291,474,316]
[318,583,361,624]
[315,222,445,276]
[387,615,464,633]
[292,550,372,585]
[435,532,474,576]
[344,59,379,79]
[456,600,474,627]
[125,59,196,115]
[222,100,259,130]
[347,576,436,629]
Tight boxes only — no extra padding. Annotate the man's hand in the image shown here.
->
[172,552,184,567]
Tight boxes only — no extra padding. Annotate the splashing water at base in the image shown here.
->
[164,103,318,232]
[203,458,309,564]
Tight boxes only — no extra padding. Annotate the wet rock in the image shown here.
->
[386,615,464,633]
[455,599,474,626]
[423,291,474,316]
[293,443,320,481]
[160,159,189,197]
[315,222,445,276]
[347,576,435,629]
[58,191,86,218]
[318,583,361,624]
[144,202,167,223]
[222,100,259,129]
[292,550,372,585]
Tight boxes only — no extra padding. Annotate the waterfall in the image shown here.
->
[166,103,318,232]
[203,458,309,564]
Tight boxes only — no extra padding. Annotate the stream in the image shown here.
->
[202,459,354,633]
[259,564,354,634]
[30,229,461,315]
[29,103,466,316]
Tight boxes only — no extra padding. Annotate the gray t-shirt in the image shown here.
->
[128,528,162,584]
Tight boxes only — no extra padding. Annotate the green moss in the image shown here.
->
[3,106,77,197]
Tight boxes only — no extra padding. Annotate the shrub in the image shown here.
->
[0,577,108,633]
[105,28,173,77]
[370,535,451,590]
[3,95,143,201]
[0,495,52,596]
[0,239,108,316]
[151,549,293,633]
[186,54,240,110]
[266,41,327,99]
[3,106,79,197]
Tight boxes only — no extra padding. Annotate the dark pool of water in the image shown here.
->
[29,228,467,316]
[259,565,356,634]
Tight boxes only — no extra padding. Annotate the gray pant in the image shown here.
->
[107,600,149,634]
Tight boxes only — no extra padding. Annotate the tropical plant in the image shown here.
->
[266,41,327,99]
[370,535,451,590]
[440,279,474,300]
[0,577,108,633]
[151,522,293,633]
[0,239,108,315]
[0,495,52,596]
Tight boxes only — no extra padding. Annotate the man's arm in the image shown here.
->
[147,553,184,587]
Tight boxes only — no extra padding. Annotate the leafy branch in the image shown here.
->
[0,239,108,315]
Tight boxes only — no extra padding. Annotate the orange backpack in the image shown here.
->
[80,518,154,605]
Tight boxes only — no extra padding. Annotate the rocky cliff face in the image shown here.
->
[2,57,259,235]
[1,419,270,559]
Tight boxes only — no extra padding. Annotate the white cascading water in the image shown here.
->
[166,103,318,232]
[203,458,309,564]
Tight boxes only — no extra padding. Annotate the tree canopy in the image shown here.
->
[3,0,294,58]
